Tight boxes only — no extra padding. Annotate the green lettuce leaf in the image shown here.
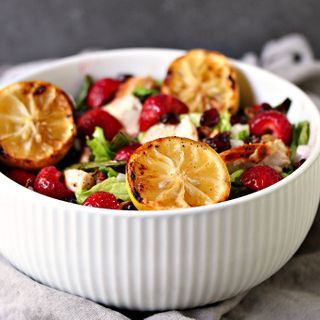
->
[133,87,159,101]
[66,160,126,171]
[290,121,310,161]
[75,75,93,112]
[99,167,118,178]
[216,111,232,132]
[76,177,130,203]
[230,169,245,185]
[231,129,249,141]
[87,127,114,161]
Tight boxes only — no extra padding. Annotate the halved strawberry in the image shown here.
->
[86,78,121,108]
[249,111,292,145]
[6,169,36,187]
[139,94,188,131]
[240,165,282,191]
[77,109,123,140]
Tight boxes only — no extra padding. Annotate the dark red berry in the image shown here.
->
[244,135,261,144]
[244,103,271,119]
[77,109,123,140]
[139,94,188,131]
[275,98,291,114]
[34,166,73,200]
[95,171,106,184]
[203,132,231,153]
[249,110,292,145]
[6,169,36,187]
[114,143,141,161]
[83,191,119,209]
[86,78,121,108]
[240,165,282,191]
[197,126,213,139]
[120,201,137,210]
[231,113,247,125]
[294,159,306,170]
[200,108,220,127]
[159,112,180,125]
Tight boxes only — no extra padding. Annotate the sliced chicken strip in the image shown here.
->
[220,139,290,173]
[103,95,142,137]
[141,115,198,144]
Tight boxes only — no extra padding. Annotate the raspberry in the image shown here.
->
[240,165,282,191]
[200,108,220,127]
[114,143,141,161]
[77,109,123,140]
[139,94,188,131]
[6,169,36,187]
[249,111,292,145]
[34,166,73,199]
[86,78,121,108]
[83,191,119,209]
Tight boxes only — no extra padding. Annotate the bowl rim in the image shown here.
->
[1,48,320,218]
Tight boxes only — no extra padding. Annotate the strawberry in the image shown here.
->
[114,143,141,161]
[77,109,122,140]
[240,165,282,191]
[244,103,271,119]
[34,166,73,199]
[86,78,121,108]
[249,111,292,145]
[6,169,36,187]
[139,94,188,131]
[83,191,119,209]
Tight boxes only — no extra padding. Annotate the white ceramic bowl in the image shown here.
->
[1,49,320,311]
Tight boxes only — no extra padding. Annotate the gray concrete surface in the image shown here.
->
[0,0,319,63]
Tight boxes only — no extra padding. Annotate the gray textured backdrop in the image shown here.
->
[0,0,319,63]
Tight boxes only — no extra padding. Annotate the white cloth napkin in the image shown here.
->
[1,34,320,320]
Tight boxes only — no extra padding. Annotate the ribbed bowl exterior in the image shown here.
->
[1,49,320,310]
[1,157,319,310]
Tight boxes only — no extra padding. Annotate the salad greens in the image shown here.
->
[290,121,310,160]
[76,177,130,203]
[75,75,93,112]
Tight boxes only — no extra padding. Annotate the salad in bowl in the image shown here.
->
[0,48,319,311]
[0,49,311,210]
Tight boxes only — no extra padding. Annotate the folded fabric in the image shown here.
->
[1,34,320,320]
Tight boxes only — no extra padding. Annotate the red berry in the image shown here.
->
[114,143,141,161]
[95,171,106,184]
[240,165,282,191]
[83,191,119,209]
[203,132,231,153]
[244,103,271,119]
[86,78,121,108]
[6,169,36,187]
[200,108,220,127]
[34,166,73,199]
[77,109,123,140]
[249,111,292,145]
[139,94,188,131]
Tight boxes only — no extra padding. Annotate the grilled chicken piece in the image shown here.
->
[103,95,142,137]
[64,169,95,193]
[141,115,198,144]
[220,139,290,173]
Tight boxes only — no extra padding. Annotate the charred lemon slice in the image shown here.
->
[0,81,76,169]
[162,49,239,114]
[126,136,230,210]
